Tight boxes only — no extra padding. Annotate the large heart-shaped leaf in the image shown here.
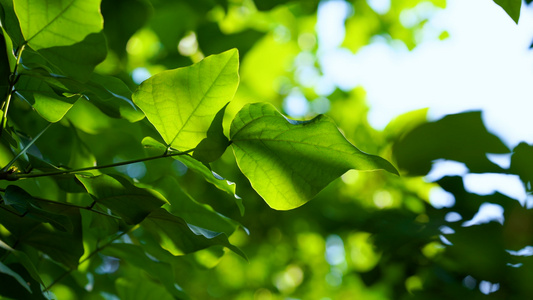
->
[14,0,103,50]
[132,49,239,151]
[230,102,398,210]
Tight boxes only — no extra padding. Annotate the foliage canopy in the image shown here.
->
[0,0,532,299]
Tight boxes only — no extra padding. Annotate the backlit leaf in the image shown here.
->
[132,49,239,151]
[230,102,398,210]
[14,0,103,50]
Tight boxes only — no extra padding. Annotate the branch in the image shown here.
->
[0,148,194,180]
[0,189,120,219]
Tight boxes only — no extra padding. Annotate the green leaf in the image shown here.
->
[141,137,244,215]
[193,103,230,164]
[36,32,107,82]
[176,155,244,215]
[132,49,239,151]
[493,0,521,24]
[116,276,175,300]
[0,262,31,293]
[152,176,240,236]
[27,71,144,122]
[510,142,533,187]
[393,111,510,176]
[102,244,189,299]
[15,75,81,122]
[14,0,103,50]
[142,208,246,259]
[0,30,11,100]
[230,102,398,210]
[3,185,74,232]
[0,204,83,268]
[77,174,167,224]
[0,0,25,47]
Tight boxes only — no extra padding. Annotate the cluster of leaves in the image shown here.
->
[1,0,532,299]
[0,0,400,299]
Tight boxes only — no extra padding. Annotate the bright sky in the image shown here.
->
[317,0,533,148]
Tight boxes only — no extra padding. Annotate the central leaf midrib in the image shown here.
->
[24,0,77,44]
[169,54,233,147]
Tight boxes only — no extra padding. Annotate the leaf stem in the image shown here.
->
[1,44,26,139]
[43,226,137,292]
[1,148,194,180]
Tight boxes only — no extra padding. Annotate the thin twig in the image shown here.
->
[2,123,52,172]
[1,148,194,180]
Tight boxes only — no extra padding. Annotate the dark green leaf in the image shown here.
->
[510,142,533,187]
[3,185,74,232]
[0,262,31,293]
[29,71,144,122]
[15,75,81,122]
[230,102,398,210]
[393,111,510,176]
[175,155,244,215]
[142,208,246,259]
[193,103,230,164]
[102,243,189,299]
[116,276,175,300]
[36,32,107,82]
[0,204,83,268]
[152,176,240,236]
[141,136,244,215]
[493,0,521,24]
[0,0,25,47]
[77,174,166,224]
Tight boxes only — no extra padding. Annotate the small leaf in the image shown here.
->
[152,176,241,236]
[14,0,103,50]
[493,0,521,24]
[193,103,230,164]
[141,137,244,215]
[0,0,25,47]
[176,155,244,215]
[77,174,167,224]
[102,244,190,299]
[133,49,239,151]
[15,75,81,122]
[142,208,246,259]
[0,262,31,293]
[230,102,398,210]
[27,71,144,122]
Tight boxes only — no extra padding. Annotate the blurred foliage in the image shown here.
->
[1,0,532,299]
